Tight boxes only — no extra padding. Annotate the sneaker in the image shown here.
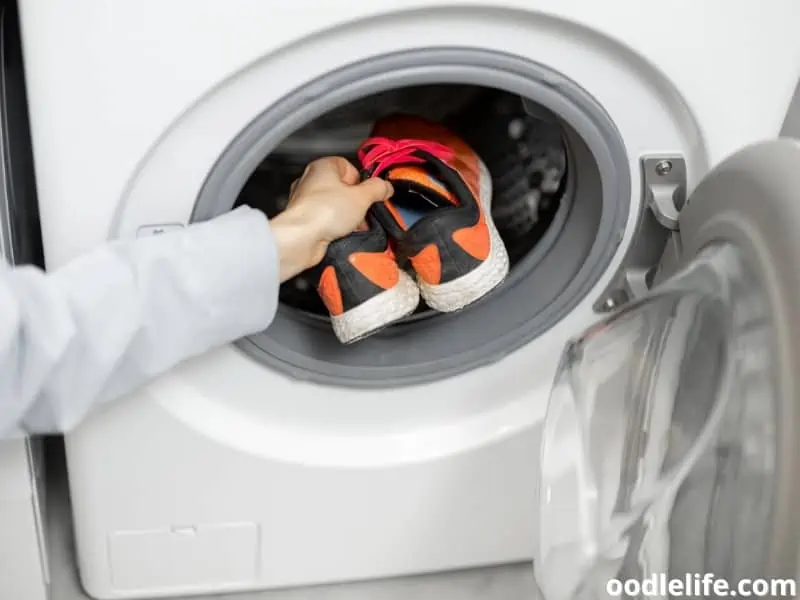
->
[357,115,509,312]
[313,213,419,344]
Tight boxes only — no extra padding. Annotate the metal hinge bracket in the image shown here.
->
[593,156,687,312]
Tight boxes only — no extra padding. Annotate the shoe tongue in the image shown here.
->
[385,165,458,208]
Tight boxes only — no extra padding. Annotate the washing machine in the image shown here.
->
[0,4,49,599]
[16,1,800,598]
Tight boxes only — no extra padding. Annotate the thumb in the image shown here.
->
[352,177,393,207]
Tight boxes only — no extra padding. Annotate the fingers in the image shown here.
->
[352,177,393,207]
[333,157,361,185]
[290,159,391,226]
[305,156,360,185]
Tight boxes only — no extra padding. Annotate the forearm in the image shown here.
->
[271,203,327,282]
[0,206,279,438]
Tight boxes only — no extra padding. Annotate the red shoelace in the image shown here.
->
[357,137,455,177]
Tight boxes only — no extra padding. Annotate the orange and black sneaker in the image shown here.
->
[312,212,419,344]
[357,115,509,312]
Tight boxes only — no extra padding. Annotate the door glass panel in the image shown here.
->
[535,243,778,599]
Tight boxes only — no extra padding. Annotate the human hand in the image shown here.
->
[270,156,393,282]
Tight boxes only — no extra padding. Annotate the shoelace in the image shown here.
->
[357,137,455,177]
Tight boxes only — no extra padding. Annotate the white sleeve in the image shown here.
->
[0,206,279,438]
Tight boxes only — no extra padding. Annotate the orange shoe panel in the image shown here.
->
[349,249,400,290]
[387,166,457,205]
[409,244,442,285]
[452,213,491,261]
[317,265,344,316]
[451,154,481,201]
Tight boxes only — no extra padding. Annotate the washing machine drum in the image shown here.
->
[535,140,800,599]
[202,81,627,388]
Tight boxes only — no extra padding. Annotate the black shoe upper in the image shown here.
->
[367,149,484,284]
[309,213,393,314]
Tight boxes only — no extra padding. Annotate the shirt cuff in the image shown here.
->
[186,206,280,339]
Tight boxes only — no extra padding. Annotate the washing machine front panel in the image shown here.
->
[101,7,710,466]
[0,7,49,599]
[536,139,800,600]
[15,1,798,597]
[18,0,800,268]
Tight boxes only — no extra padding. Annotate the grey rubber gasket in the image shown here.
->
[193,48,631,387]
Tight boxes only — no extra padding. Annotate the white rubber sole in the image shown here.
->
[417,160,510,313]
[330,270,420,344]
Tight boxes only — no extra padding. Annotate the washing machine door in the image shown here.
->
[535,139,800,600]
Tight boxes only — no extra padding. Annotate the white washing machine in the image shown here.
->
[0,5,49,599]
[16,1,800,598]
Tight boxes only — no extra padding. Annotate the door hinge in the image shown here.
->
[594,156,687,312]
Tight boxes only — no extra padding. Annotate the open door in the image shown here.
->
[535,140,800,599]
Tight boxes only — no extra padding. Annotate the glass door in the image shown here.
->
[535,140,800,599]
